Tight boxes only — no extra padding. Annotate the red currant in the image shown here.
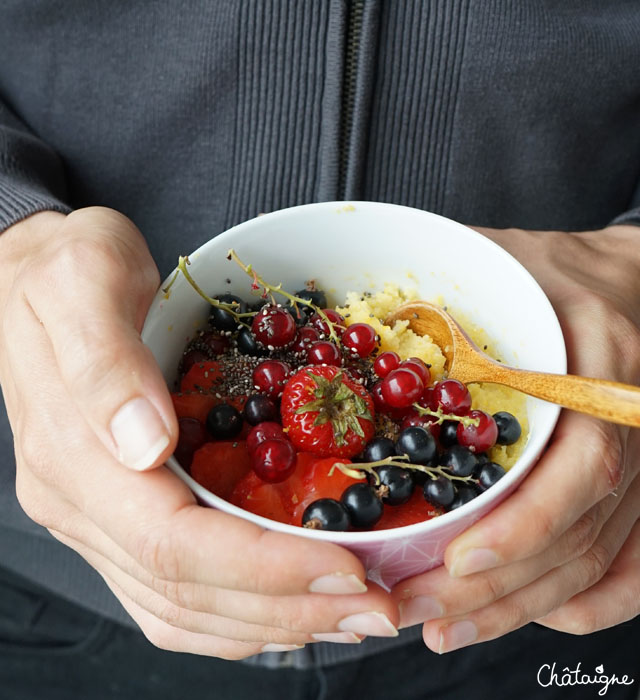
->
[252,360,291,400]
[306,341,342,366]
[400,411,441,441]
[310,309,346,336]
[290,325,320,354]
[380,367,424,408]
[432,379,472,415]
[246,421,286,456]
[251,305,297,348]
[341,323,378,358]
[199,331,229,355]
[181,349,207,374]
[417,386,438,410]
[373,351,400,378]
[401,358,430,386]
[457,410,498,453]
[371,381,388,413]
[252,438,297,483]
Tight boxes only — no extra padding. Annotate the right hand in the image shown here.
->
[0,207,399,659]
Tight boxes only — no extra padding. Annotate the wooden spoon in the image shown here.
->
[385,300,640,428]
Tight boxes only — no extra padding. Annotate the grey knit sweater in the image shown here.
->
[1,0,639,669]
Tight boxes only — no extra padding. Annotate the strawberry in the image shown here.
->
[190,440,253,500]
[281,366,375,458]
[180,360,224,393]
[229,471,291,524]
[372,489,441,530]
[288,456,366,524]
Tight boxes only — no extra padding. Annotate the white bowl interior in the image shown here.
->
[143,201,566,544]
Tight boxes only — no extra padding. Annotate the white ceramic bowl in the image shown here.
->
[142,201,566,589]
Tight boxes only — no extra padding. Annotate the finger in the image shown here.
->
[47,505,390,638]
[20,207,177,471]
[536,513,640,634]
[8,327,374,599]
[421,472,640,653]
[50,528,316,645]
[393,471,632,627]
[443,411,629,578]
[98,573,281,659]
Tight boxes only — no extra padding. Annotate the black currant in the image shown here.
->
[439,420,459,448]
[369,466,414,506]
[476,462,507,491]
[302,499,350,531]
[341,483,384,529]
[440,445,478,477]
[493,411,522,445]
[294,288,328,308]
[396,427,437,465]
[210,294,247,332]
[243,394,279,425]
[236,326,266,356]
[423,476,456,508]
[448,484,480,510]
[284,303,312,326]
[206,403,243,439]
[361,437,396,463]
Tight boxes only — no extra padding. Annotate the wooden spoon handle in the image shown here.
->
[484,363,640,427]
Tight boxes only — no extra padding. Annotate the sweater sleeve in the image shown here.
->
[610,178,640,228]
[0,99,72,233]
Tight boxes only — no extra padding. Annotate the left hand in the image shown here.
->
[390,224,640,653]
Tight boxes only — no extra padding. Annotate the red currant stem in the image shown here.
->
[413,404,480,428]
[167,256,254,325]
[330,456,476,485]
[227,249,341,344]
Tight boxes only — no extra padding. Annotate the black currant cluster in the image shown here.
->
[302,413,520,531]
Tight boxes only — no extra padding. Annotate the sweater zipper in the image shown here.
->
[338,0,365,198]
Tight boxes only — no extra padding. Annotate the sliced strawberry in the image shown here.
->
[180,361,224,393]
[290,456,366,524]
[172,392,218,424]
[372,489,441,530]
[229,471,291,524]
[190,440,252,501]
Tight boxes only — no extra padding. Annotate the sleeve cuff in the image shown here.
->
[0,176,72,233]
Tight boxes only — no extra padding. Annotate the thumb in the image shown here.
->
[24,207,178,470]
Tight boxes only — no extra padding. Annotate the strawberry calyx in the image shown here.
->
[295,370,373,448]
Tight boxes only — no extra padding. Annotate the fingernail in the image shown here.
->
[399,596,444,629]
[338,612,398,637]
[309,573,368,595]
[110,397,170,470]
[450,548,499,577]
[261,643,305,652]
[439,620,478,653]
[311,632,363,644]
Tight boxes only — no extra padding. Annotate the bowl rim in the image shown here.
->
[149,201,566,543]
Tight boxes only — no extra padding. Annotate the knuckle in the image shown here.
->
[565,608,600,636]
[564,510,600,559]
[578,542,611,588]
[584,422,625,494]
[154,599,185,630]
[135,526,182,582]
[481,573,506,603]
[501,597,531,631]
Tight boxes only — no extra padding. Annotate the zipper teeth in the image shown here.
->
[338,0,365,198]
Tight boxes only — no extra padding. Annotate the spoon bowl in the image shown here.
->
[387,300,640,428]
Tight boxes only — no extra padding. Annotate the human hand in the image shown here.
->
[0,207,399,659]
[391,224,640,652]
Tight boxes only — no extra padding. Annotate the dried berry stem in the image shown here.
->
[413,404,480,427]
[329,455,476,484]
[227,249,341,343]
